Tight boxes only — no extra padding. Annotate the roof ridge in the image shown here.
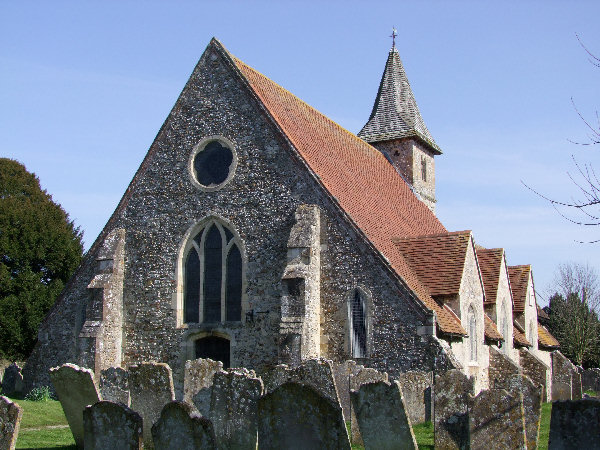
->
[392,230,471,243]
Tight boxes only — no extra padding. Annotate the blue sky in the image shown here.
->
[2,1,599,301]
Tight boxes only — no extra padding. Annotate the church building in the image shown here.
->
[23,38,559,396]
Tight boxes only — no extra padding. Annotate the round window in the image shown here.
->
[190,137,236,190]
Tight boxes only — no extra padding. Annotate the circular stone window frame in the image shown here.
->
[188,135,238,192]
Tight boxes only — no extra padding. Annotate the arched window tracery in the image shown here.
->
[183,220,243,324]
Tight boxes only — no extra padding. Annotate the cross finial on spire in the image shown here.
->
[390,27,397,49]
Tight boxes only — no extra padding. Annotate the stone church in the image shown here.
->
[24,38,561,396]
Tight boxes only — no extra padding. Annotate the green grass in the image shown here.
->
[7,397,75,449]
[413,421,434,449]
[538,402,552,450]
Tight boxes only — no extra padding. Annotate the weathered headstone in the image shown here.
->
[572,370,583,400]
[1,364,23,397]
[469,389,526,450]
[100,367,130,406]
[552,381,572,402]
[257,382,350,450]
[49,363,101,449]
[83,401,143,450]
[0,396,23,450]
[210,368,263,449]
[129,362,175,448]
[549,398,600,449]
[434,369,474,450]
[396,371,433,425]
[508,374,542,450]
[581,368,600,393]
[348,363,388,445]
[350,380,417,449]
[151,401,216,450]
[183,358,223,417]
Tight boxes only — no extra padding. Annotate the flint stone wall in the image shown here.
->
[519,348,549,401]
[49,363,101,449]
[396,370,433,425]
[129,362,175,448]
[508,375,542,450]
[548,399,600,449]
[83,401,143,450]
[151,401,216,450]
[23,39,454,392]
[468,389,526,450]
[434,369,474,450]
[257,382,350,450]
[99,367,130,406]
[1,364,23,397]
[0,396,23,450]
[350,380,417,449]
[210,368,263,449]
[184,358,223,417]
[488,347,519,391]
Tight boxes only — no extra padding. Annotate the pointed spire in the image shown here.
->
[358,47,442,154]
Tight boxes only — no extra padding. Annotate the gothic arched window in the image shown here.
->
[468,305,477,361]
[350,289,368,358]
[184,220,243,323]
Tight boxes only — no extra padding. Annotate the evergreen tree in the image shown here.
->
[0,158,83,359]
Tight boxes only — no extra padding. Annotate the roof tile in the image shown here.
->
[538,324,560,349]
[476,248,504,304]
[484,314,504,341]
[508,265,531,313]
[513,327,531,347]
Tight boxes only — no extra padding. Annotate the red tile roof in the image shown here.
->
[508,265,531,313]
[537,305,550,321]
[476,248,504,304]
[232,48,467,336]
[513,327,531,347]
[538,324,560,349]
[484,314,504,342]
[393,231,472,297]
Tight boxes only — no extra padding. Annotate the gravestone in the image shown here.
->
[183,358,223,417]
[257,382,350,450]
[572,370,583,400]
[129,362,175,448]
[469,389,526,450]
[581,368,600,393]
[552,382,572,402]
[210,368,263,449]
[350,380,417,449]
[1,364,23,397]
[0,396,23,450]
[434,369,474,450]
[549,398,600,449]
[508,374,542,450]
[49,363,101,449]
[100,367,130,406]
[152,401,216,450]
[83,401,143,450]
[396,371,433,424]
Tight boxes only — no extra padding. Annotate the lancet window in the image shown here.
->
[468,305,477,361]
[184,220,243,323]
[350,288,368,358]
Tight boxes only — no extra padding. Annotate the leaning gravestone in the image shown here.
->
[508,374,542,449]
[257,382,350,450]
[0,396,23,450]
[100,367,130,406]
[350,380,417,449]
[552,381,572,401]
[210,368,263,449]
[548,398,600,449]
[183,358,223,417]
[434,369,474,450]
[83,401,143,450]
[129,362,175,448]
[1,364,23,397]
[152,401,216,450]
[469,389,526,450]
[49,363,101,449]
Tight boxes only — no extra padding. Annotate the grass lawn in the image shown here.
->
[7,397,75,449]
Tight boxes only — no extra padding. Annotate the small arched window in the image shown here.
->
[184,220,243,323]
[350,289,368,358]
[468,305,477,361]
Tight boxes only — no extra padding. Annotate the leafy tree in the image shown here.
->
[0,158,83,360]
[546,262,600,367]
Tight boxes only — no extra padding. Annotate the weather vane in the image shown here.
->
[390,27,397,49]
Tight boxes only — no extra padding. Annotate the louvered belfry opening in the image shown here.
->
[351,289,367,358]
[184,220,243,323]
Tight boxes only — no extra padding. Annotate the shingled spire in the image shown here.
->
[359,44,441,212]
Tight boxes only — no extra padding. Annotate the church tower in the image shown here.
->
[358,41,442,212]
